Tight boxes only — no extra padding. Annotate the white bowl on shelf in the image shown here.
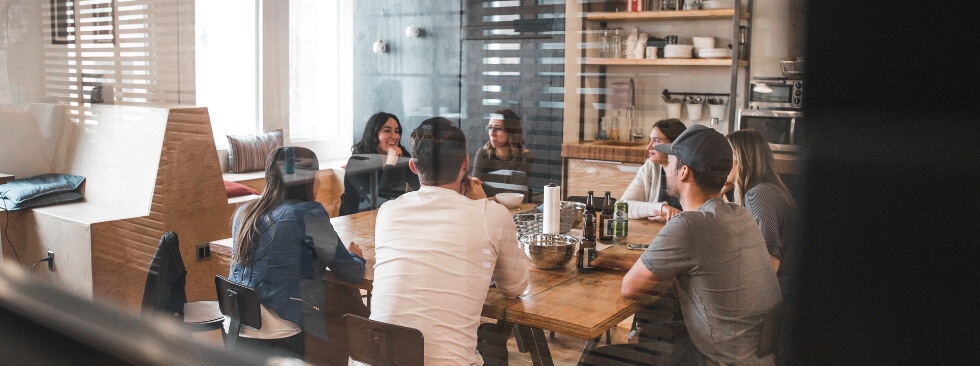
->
[495,193,525,209]
[692,37,715,50]
[697,48,732,58]
[701,0,735,9]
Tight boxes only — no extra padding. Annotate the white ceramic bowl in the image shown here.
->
[701,0,734,9]
[495,193,525,208]
[692,37,715,50]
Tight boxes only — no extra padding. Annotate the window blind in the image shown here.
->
[463,0,566,192]
[43,0,194,123]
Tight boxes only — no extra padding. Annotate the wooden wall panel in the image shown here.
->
[91,107,238,308]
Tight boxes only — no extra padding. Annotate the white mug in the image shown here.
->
[646,47,658,59]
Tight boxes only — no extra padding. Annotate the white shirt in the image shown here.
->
[620,159,670,219]
[370,186,530,366]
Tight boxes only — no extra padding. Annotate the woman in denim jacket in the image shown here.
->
[228,146,366,359]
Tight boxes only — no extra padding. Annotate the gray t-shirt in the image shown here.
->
[641,198,781,365]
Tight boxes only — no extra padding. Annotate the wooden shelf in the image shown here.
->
[585,9,749,21]
[582,57,747,67]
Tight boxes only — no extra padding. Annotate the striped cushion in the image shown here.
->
[226,129,283,173]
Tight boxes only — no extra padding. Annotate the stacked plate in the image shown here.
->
[697,48,731,59]
[663,44,694,59]
[701,0,735,9]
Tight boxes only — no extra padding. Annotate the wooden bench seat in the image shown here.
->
[1,105,242,307]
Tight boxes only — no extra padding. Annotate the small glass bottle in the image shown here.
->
[600,31,611,58]
[597,117,608,140]
[609,112,620,141]
[611,29,623,59]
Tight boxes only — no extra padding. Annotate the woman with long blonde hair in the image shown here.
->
[727,128,799,366]
[726,129,798,280]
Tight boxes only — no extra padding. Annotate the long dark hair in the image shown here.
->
[232,146,319,264]
[482,108,529,162]
[653,119,687,142]
[351,112,409,156]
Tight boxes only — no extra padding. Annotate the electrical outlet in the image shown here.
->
[196,243,211,262]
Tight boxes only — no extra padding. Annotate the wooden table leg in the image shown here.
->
[515,325,554,366]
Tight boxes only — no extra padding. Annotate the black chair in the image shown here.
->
[215,275,262,350]
[140,231,223,332]
[577,341,675,366]
[344,313,424,366]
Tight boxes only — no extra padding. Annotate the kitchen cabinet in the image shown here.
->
[564,158,641,199]
[576,3,752,135]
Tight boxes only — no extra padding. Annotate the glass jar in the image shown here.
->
[611,29,622,59]
[600,31,610,58]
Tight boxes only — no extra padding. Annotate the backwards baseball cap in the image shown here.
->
[653,124,732,177]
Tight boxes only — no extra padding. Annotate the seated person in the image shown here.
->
[619,119,686,222]
[594,125,781,365]
[471,109,534,198]
[370,117,529,365]
[727,128,800,366]
[339,112,420,215]
[227,146,366,360]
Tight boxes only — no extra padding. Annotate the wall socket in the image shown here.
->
[196,243,211,262]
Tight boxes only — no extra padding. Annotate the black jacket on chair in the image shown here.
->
[141,230,188,318]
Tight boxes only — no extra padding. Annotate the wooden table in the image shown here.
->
[213,202,664,365]
[328,202,665,366]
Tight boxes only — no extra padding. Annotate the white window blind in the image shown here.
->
[288,0,352,143]
[42,0,195,123]
[196,0,259,147]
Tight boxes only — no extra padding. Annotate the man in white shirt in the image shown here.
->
[370,117,530,365]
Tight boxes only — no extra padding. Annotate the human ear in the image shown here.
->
[408,159,419,175]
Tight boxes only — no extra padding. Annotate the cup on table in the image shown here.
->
[646,46,658,59]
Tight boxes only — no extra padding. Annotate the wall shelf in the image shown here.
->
[585,9,749,21]
[582,58,747,67]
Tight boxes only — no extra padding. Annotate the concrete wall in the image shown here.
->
[351,1,462,148]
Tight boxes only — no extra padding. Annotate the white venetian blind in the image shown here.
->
[42,0,195,123]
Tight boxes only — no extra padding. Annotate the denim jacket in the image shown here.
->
[230,200,365,340]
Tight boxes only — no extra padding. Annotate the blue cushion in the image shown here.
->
[0,173,86,211]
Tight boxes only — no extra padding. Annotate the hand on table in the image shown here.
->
[649,205,681,223]
[591,252,641,270]
[347,241,363,257]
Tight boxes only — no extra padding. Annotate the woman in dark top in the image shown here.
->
[339,112,420,215]
[471,109,534,198]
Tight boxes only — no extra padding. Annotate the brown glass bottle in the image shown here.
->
[598,191,614,243]
[579,191,597,272]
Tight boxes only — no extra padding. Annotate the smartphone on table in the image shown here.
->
[627,243,649,250]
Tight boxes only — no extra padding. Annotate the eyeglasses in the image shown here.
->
[486,126,505,133]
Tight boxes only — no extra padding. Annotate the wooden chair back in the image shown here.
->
[343,313,424,366]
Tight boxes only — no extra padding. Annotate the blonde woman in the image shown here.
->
[726,129,798,282]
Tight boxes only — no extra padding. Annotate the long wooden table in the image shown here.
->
[326,202,666,365]
[213,202,665,365]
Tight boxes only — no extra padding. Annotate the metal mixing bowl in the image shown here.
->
[519,234,578,270]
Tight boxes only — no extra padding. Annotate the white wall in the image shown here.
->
[0,0,45,108]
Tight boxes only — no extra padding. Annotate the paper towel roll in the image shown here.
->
[543,184,561,234]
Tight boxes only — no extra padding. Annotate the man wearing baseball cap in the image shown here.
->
[592,125,782,365]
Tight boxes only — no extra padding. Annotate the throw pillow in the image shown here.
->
[0,173,86,211]
[224,180,260,198]
[227,129,283,173]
